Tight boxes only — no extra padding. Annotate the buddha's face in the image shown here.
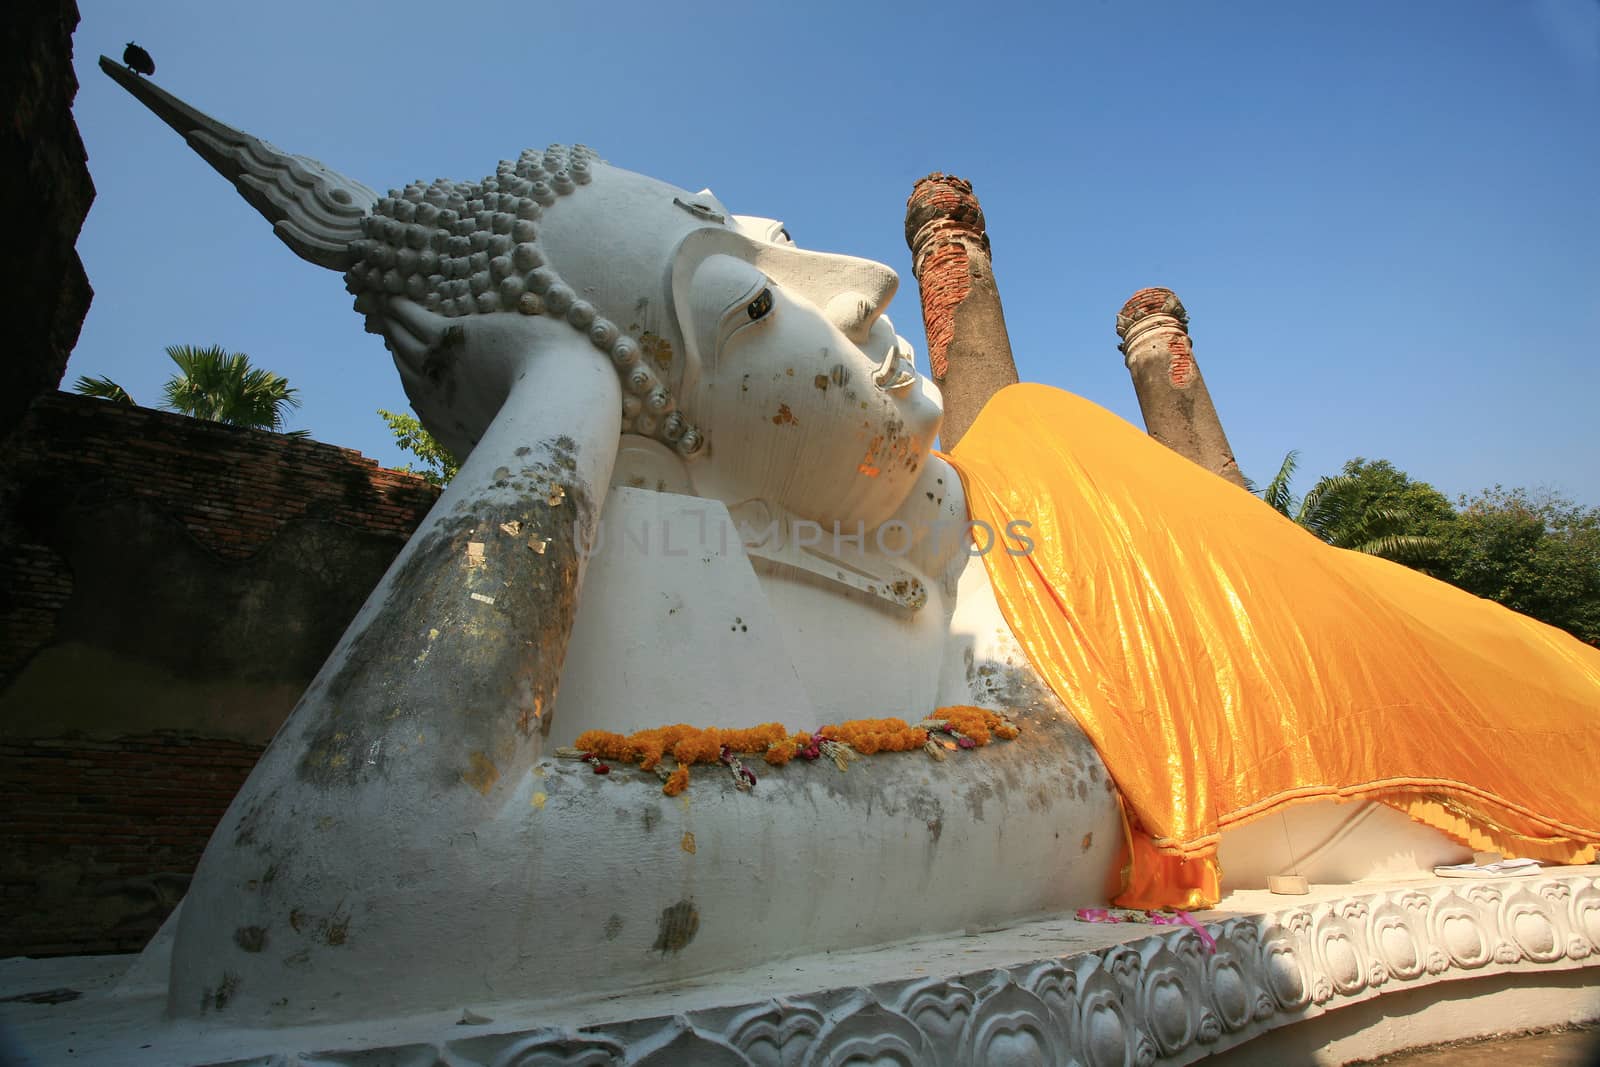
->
[678,233,943,530]
[425,161,944,529]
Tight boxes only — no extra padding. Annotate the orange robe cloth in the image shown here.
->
[946,384,1600,909]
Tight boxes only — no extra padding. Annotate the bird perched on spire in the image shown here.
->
[122,42,155,77]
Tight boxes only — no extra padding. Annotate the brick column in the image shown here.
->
[905,174,1019,451]
[1115,288,1247,489]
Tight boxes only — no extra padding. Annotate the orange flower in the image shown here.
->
[570,709,1014,795]
[822,718,929,757]
[931,705,1019,747]
[670,733,720,766]
[573,730,639,762]
[719,723,790,753]
[764,732,810,766]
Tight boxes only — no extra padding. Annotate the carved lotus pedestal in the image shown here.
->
[3,868,1598,1065]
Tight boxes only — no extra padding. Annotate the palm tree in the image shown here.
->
[159,345,303,433]
[72,375,135,404]
[72,345,307,436]
[1251,450,1439,564]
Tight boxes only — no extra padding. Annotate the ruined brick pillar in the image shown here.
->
[1115,288,1247,489]
[905,174,1019,450]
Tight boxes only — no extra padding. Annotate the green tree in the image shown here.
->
[378,409,458,486]
[1251,452,1445,565]
[1435,487,1600,647]
[71,375,134,404]
[160,344,303,433]
[1315,457,1456,571]
[72,345,307,436]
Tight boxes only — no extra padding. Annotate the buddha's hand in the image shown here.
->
[368,296,614,459]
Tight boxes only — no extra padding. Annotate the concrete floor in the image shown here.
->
[1352,1025,1600,1065]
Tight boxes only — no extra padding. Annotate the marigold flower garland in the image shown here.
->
[556,705,1019,795]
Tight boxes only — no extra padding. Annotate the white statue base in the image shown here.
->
[5,868,1598,1066]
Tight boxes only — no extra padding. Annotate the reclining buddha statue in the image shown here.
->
[102,59,1600,1026]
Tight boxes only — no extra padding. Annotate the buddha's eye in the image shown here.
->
[746,287,774,321]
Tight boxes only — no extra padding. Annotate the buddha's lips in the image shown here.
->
[872,342,918,392]
[872,344,897,385]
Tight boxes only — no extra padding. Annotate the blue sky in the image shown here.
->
[68,0,1600,504]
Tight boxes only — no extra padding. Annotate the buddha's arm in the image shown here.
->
[167,320,623,1015]
[204,305,622,819]
[284,304,623,786]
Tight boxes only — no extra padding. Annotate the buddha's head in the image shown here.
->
[346,146,944,530]
[97,56,942,531]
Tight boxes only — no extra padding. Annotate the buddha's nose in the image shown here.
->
[759,246,897,341]
[826,291,883,342]
[824,264,897,343]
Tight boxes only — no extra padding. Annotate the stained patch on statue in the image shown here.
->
[201,972,240,1014]
[321,915,350,947]
[515,693,544,735]
[964,780,995,821]
[233,801,263,847]
[463,751,499,794]
[639,332,674,371]
[653,899,699,954]
[234,926,268,953]
[858,434,884,477]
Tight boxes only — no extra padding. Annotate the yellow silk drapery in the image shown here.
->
[947,384,1600,909]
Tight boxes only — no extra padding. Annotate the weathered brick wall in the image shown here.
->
[1,734,263,956]
[0,392,440,957]
[1,0,94,436]
[3,392,434,568]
